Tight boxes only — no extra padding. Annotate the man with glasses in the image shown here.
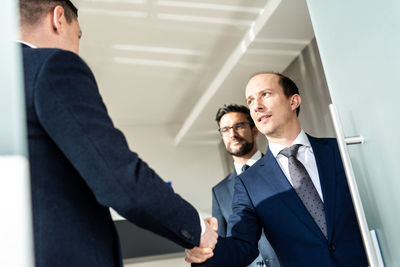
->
[18,1,217,266]
[212,104,279,267]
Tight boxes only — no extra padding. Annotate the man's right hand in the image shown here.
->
[185,217,218,264]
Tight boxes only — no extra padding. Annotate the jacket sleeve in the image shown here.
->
[212,187,227,237]
[194,176,260,266]
[33,49,201,248]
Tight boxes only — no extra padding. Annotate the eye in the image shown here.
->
[219,127,229,133]
[247,98,253,105]
[262,91,270,97]
[236,123,245,130]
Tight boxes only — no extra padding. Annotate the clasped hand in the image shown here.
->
[185,217,218,264]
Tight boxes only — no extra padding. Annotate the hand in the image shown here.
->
[200,217,218,248]
[185,217,218,264]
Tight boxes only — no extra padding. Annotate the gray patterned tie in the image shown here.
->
[280,144,327,238]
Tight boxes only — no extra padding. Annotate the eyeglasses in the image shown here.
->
[218,122,251,135]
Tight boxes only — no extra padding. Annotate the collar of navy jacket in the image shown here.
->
[239,134,338,242]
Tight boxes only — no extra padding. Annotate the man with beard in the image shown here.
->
[211,104,279,267]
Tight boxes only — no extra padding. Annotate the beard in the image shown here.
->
[227,138,255,157]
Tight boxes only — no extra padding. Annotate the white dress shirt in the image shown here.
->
[268,130,324,201]
[17,40,36,48]
[234,150,262,175]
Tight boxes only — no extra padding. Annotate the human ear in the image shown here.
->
[290,94,301,111]
[52,6,65,33]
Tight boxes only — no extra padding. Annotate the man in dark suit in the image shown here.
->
[212,104,279,267]
[186,73,368,266]
[18,1,217,266]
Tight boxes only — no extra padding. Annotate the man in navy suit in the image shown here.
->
[18,0,217,266]
[212,104,279,267]
[186,73,368,266]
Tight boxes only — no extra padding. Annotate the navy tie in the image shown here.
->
[241,164,250,173]
[280,144,327,238]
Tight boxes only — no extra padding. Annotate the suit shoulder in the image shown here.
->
[238,159,263,182]
[307,135,337,145]
[320,137,338,147]
[47,49,88,69]
[213,172,234,191]
[23,47,89,70]
[27,48,96,90]
[24,47,68,60]
[308,135,341,161]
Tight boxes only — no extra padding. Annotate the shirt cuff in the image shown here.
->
[199,213,206,235]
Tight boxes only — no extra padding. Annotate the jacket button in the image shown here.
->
[180,229,194,241]
[329,244,336,251]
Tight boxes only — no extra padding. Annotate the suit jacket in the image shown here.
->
[212,170,280,267]
[22,45,201,267]
[197,135,368,267]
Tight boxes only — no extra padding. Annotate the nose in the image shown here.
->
[228,128,238,137]
[254,97,265,113]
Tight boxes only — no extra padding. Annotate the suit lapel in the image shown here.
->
[259,148,326,239]
[226,170,237,199]
[308,135,337,241]
[216,171,237,221]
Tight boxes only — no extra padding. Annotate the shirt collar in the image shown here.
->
[268,130,311,158]
[17,40,37,48]
[234,150,262,175]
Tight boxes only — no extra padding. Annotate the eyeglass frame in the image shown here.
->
[218,122,251,135]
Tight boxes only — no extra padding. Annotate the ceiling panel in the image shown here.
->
[75,0,314,134]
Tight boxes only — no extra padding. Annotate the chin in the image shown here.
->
[262,123,277,135]
[229,148,240,154]
[259,127,272,136]
[256,123,269,134]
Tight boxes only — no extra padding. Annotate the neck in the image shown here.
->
[267,118,301,146]
[19,15,58,49]
[20,27,53,49]
[232,147,258,165]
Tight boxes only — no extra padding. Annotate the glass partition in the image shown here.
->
[0,0,34,266]
[306,0,400,266]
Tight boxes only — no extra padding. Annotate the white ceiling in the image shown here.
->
[76,0,314,145]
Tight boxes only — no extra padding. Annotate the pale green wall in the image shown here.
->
[0,0,27,156]
[0,0,34,266]
[307,1,400,265]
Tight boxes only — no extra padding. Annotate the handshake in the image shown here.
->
[185,217,219,264]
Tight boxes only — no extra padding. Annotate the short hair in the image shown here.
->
[250,72,300,116]
[215,104,255,128]
[19,0,78,27]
